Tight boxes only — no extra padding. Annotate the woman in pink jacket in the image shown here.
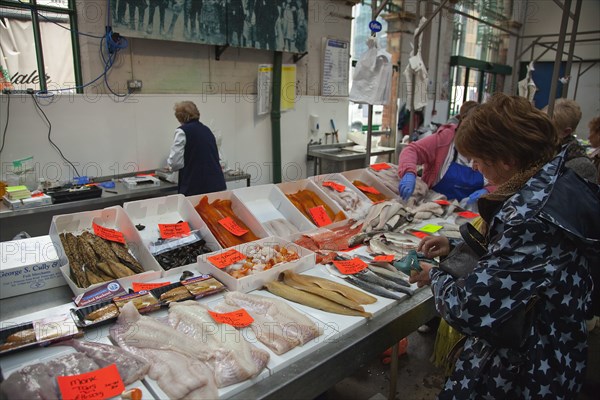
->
[397,102,493,203]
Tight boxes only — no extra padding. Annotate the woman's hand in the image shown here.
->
[409,261,436,287]
[417,236,451,258]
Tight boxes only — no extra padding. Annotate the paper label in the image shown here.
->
[57,364,124,400]
[207,249,246,269]
[410,231,429,239]
[323,181,346,192]
[92,222,125,244]
[132,281,170,292]
[418,224,443,233]
[434,199,451,205]
[309,205,332,227]
[218,217,249,236]
[374,255,395,262]
[158,222,191,239]
[333,258,368,274]
[356,185,380,195]
[458,211,479,219]
[209,309,254,328]
[370,163,391,171]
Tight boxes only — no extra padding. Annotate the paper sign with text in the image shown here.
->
[356,185,380,195]
[209,309,254,328]
[57,364,124,400]
[374,255,395,263]
[323,181,346,192]
[159,221,191,239]
[434,199,451,205]
[92,222,125,244]
[458,211,479,219]
[218,217,249,236]
[207,249,246,268]
[309,205,332,227]
[418,224,443,233]
[132,281,170,292]
[333,258,368,274]
[370,163,391,171]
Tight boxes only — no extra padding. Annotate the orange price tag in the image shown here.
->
[333,258,368,274]
[458,211,479,219]
[209,308,254,328]
[132,281,170,292]
[218,217,249,236]
[374,255,395,262]
[434,199,451,205]
[207,248,246,269]
[322,181,346,192]
[370,163,391,171]
[410,231,429,239]
[92,222,125,244]
[57,364,124,400]
[356,185,381,195]
[158,221,191,239]
[309,205,332,227]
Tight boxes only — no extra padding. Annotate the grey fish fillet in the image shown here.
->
[344,275,406,300]
[354,269,415,295]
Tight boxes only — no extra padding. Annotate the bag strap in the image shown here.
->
[459,223,487,258]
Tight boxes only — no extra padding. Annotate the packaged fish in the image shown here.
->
[113,291,160,314]
[150,282,194,304]
[181,274,225,299]
[0,315,82,355]
[71,300,120,328]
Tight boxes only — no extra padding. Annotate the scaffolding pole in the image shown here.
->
[547,0,572,117]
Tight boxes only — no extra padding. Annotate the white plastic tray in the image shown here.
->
[49,206,162,296]
[341,168,398,201]
[310,173,373,219]
[123,194,222,277]
[233,184,315,237]
[276,179,347,227]
[196,236,316,293]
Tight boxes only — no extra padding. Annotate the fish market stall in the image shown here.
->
[1,166,468,399]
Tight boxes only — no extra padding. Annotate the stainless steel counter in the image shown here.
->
[308,143,395,175]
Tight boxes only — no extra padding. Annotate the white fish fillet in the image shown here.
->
[219,291,322,355]
[168,301,269,387]
[110,302,218,399]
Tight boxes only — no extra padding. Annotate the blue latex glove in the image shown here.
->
[466,188,488,205]
[398,173,416,201]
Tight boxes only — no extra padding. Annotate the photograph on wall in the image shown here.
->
[111,1,308,52]
[228,0,308,52]
[112,0,227,45]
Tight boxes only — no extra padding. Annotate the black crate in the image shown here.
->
[47,185,103,204]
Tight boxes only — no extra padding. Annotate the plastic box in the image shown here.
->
[310,173,372,220]
[233,184,315,237]
[366,163,400,195]
[276,179,347,226]
[187,190,269,246]
[341,168,398,200]
[196,236,316,293]
[123,194,222,276]
[49,206,162,296]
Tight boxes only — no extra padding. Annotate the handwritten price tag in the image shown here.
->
[57,364,124,400]
[434,199,451,205]
[374,255,395,263]
[418,224,443,233]
[356,185,381,195]
[458,211,479,219]
[218,217,249,236]
[323,181,346,192]
[207,248,246,269]
[132,281,170,292]
[333,258,368,274]
[410,231,429,239]
[158,221,191,239]
[92,222,125,244]
[370,163,391,171]
[309,205,332,227]
[209,309,254,327]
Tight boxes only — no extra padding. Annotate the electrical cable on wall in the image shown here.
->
[0,93,9,158]
[29,93,81,178]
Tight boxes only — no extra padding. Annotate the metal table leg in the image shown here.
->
[388,343,399,400]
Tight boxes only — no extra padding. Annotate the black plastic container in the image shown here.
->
[47,185,103,204]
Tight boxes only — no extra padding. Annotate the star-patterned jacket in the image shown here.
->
[431,151,600,400]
